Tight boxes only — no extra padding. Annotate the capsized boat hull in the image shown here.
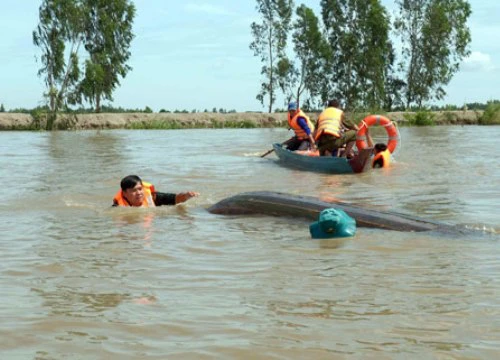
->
[208,191,461,233]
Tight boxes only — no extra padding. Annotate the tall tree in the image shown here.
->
[275,56,298,106]
[33,0,83,119]
[34,0,135,121]
[250,0,294,113]
[394,0,471,108]
[321,0,391,110]
[292,5,329,108]
[77,0,135,113]
[357,1,392,109]
[383,47,406,111]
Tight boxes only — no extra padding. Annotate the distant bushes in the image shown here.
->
[126,120,185,130]
[403,111,436,126]
[2,104,242,115]
[3,101,500,131]
[125,118,261,130]
[1,100,498,115]
[479,101,500,125]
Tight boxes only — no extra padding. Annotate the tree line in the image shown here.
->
[3,101,498,116]
[0,104,241,114]
[25,0,477,128]
[250,0,472,113]
[32,0,135,128]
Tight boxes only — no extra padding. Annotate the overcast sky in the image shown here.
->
[0,0,498,112]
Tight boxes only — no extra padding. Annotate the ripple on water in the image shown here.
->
[0,128,499,358]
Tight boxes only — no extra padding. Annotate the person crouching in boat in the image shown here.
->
[285,101,317,152]
[314,99,359,158]
[372,143,391,168]
[113,175,199,207]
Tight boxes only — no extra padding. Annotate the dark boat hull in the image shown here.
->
[208,191,460,233]
[272,143,373,174]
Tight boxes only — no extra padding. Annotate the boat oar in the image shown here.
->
[260,139,291,158]
[260,148,275,158]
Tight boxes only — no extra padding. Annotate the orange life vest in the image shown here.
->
[288,110,315,140]
[372,149,391,168]
[314,107,343,140]
[113,181,156,207]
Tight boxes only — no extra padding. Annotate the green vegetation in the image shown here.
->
[291,5,329,106]
[479,101,500,125]
[29,108,47,130]
[2,100,498,131]
[442,111,458,123]
[250,0,293,113]
[33,0,135,128]
[20,1,478,129]
[125,118,267,130]
[394,0,471,108]
[77,1,135,113]
[2,104,253,115]
[250,0,472,112]
[403,111,436,126]
[126,120,186,130]
[322,0,392,110]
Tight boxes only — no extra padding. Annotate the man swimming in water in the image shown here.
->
[112,175,199,207]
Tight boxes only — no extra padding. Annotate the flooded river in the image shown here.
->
[0,126,498,359]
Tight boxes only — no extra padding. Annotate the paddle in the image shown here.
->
[260,147,276,158]
[260,139,291,158]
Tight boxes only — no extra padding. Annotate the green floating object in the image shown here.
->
[309,208,357,239]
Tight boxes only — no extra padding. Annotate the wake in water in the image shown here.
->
[463,223,499,235]
[242,151,272,157]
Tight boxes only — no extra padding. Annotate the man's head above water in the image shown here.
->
[120,175,146,206]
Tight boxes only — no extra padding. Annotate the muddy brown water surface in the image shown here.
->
[0,126,498,359]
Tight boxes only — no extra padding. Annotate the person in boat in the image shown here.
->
[113,175,199,207]
[372,143,391,168]
[314,99,359,157]
[285,101,317,151]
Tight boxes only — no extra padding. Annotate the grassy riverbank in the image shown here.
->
[0,109,497,131]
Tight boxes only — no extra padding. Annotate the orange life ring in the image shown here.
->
[356,115,399,153]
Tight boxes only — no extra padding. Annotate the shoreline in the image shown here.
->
[0,110,484,130]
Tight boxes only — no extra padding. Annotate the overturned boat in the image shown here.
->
[208,191,462,234]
